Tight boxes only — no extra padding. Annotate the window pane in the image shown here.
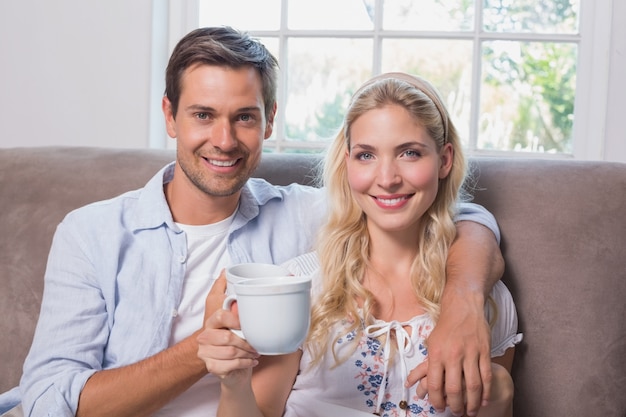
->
[381,39,473,146]
[483,0,580,34]
[199,0,281,30]
[383,0,475,31]
[479,41,577,153]
[285,38,373,142]
[288,0,373,30]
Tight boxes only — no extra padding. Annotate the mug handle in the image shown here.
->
[222,294,246,339]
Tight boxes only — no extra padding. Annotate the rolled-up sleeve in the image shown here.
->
[456,202,501,244]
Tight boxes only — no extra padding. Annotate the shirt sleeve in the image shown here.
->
[486,281,523,357]
[281,251,320,276]
[281,252,324,299]
[0,387,21,414]
[455,202,501,244]
[19,220,104,417]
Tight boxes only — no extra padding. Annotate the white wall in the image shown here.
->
[0,0,624,161]
[605,0,626,162]
[0,0,156,149]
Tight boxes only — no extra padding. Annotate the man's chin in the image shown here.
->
[203,178,248,197]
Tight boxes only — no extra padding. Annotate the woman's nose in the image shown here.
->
[377,161,401,188]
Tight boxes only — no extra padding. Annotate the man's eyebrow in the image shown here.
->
[236,106,263,113]
[185,104,215,112]
[184,105,263,113]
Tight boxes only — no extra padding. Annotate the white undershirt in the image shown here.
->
[152,211,235,417]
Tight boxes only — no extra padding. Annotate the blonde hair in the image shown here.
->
[306,73,468,366]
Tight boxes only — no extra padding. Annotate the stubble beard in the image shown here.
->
[179,152,259,198]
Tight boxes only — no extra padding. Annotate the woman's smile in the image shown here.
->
[372,194,414,209]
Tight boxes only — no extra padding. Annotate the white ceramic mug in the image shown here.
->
[225,263,290,295]
[223,275,312,355]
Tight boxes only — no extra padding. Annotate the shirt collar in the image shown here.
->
[129,162,284,232]
[129,162,177,232]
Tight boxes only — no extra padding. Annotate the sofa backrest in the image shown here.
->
[0,147,625,416]
[468,157,626,415]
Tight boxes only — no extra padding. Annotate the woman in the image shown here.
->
[198,72,522,417]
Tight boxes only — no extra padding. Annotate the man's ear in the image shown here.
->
[264,102,278,140]
[439,142,454,179]
[162,96,177,139]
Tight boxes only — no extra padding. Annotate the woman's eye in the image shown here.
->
[356,152,374,161]
[404,149,421,158]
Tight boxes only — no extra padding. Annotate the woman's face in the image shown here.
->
[345,104,452,238]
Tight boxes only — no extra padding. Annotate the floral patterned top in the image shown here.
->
[281,252,523,417]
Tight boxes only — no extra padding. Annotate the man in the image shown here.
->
[0,26,502,417]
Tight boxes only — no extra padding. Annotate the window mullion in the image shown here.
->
[467,0,484,153]
[273,0,290,152]
[572,0,612,160]
[372,0,384,75]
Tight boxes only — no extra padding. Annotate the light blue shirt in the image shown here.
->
[0,162,499,416]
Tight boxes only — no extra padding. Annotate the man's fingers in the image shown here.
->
[197,310,260,377]
[204,272,228,323]
[463,357,484,416]
[203,308,239,333]
[210,272,227,295]
[441,363,464,416]
[479,354,493,407]
[198,343,259,377]
[197,329,258,360]
[425,359,446,412]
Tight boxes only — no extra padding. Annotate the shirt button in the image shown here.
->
[178,255,186,263]
[172,309,178,317]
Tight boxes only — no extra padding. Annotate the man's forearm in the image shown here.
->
[446,220,504,300]
[76,332,208,417]
[423,220,504,415]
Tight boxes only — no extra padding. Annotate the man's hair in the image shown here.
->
[165,26,279,118]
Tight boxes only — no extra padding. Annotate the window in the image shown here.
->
[165,0,611,159]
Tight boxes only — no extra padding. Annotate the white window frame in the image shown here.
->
[155,0,614,160]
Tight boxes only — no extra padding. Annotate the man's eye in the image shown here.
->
[196,113,208,120]
[239,114,252,122]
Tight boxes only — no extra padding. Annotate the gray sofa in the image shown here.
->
[1,146,625,416]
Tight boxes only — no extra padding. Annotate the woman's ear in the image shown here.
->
[439,143,454,179]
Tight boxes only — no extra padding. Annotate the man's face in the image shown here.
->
[163,64,275,200]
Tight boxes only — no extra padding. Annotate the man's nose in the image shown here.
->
[211,120,237,151]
